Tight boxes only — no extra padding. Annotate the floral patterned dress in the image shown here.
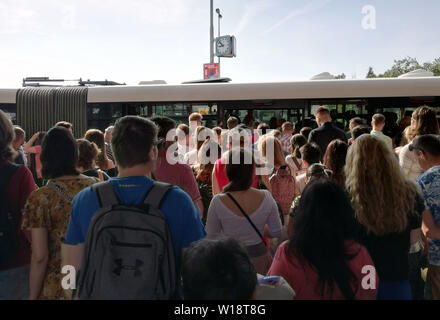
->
[22,175,98,300]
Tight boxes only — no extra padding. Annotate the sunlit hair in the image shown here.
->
[290,134,307,158]
[259,134,286,167]
[403,125,415,144]
[77,138,99,171]
[345,134,418,235]
[84,129,110,170]
[412,106,439,137]
[189,112,202,123]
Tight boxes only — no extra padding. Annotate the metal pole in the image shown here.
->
[210,0,214,63]
[218,12,221,67]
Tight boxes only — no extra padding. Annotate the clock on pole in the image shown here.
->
[215,35,236,58]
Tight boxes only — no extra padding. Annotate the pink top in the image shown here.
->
[267,241,378,300]
[213,157,259,192]
[154,150,201,202]
[35,145,42,179]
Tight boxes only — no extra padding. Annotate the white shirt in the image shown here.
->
[296,172,307,195]
[206,190,282,246]
[286,155,304,175]
[370,129,393,150]
[399,143,424,180]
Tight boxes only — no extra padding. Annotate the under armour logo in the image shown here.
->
[113,259,144,277]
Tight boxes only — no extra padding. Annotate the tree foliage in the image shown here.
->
[365,57,440,78]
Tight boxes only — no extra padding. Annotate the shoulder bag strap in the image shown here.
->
[225,192,265,244]
[292,157,302,171]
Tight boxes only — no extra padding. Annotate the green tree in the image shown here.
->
[423,58,440,76]
[334,73,346,79]
[366,66,376,78]
[378,57,421,78]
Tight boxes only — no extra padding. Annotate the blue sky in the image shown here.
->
[0,0,439,87]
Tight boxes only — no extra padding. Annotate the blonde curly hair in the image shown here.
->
[345,134,418,235]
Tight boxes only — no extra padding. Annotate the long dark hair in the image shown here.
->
[223,148,255,192]
[41,126,79,179]
[288,178,359,299]
[323,139,348,188]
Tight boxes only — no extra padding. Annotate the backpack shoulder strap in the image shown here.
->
[143,181,172,209]
[92,181,120,208]
[0,163,19,191]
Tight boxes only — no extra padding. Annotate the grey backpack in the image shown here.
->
[77,181,179,300]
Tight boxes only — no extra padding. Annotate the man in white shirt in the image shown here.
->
[370,113,393,150]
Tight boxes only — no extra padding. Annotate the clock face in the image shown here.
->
[216,37,230,56]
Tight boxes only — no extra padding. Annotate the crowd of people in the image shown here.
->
[0,104,439,300]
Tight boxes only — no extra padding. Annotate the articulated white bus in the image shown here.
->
[0,76,439,137]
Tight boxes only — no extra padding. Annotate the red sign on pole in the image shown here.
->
[204,63,220,79]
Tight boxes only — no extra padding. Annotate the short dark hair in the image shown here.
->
[300,143,321,165]
[409,134,440,157]
[182,237,257,300]
[227,117,239,130]
[300,127,312,140]
[372,114,385,125]
[257,123,270,135]
[149,115,176,140]
[111,116,158,168]
[315,106,330,116]
[40,126,79,179]
[352,125,371,140]
[223,148,255,192]
[56,121,73,130]
[349,117,363,129]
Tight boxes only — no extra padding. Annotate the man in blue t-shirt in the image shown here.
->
[411,134,440,300]
[62,116,206,289]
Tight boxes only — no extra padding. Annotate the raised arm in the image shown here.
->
[23,132,40,153]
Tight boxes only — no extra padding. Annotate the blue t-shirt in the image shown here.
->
[416,166,440,266]
[65,176,206,264]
